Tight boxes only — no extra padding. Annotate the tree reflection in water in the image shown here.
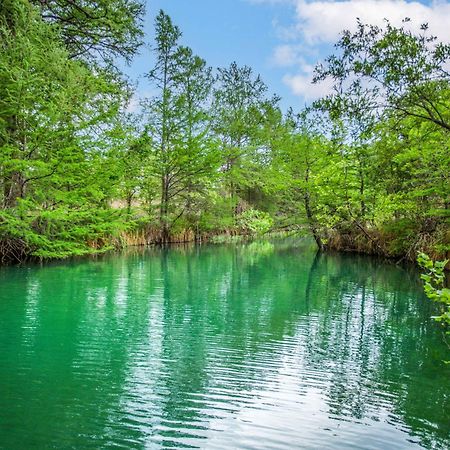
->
[0,238,448,449]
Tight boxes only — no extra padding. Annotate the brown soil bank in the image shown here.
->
[324,226,449,267]
[0,224,447,268]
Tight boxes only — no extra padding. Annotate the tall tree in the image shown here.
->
[143,11,219,242]
[313,19,450,133]
[312,19,450,257]
[0,0,135,262]
[212,62,278,216]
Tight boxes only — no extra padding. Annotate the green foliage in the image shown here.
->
[418,253,450,330]
[212,62,279,216]
[236,209,273,235]
[0,6,448,263]
[314,19,450,133]
[31,0,145,63]
[141,10,221,242]
[308,19,450,257]
[0,0,140,262]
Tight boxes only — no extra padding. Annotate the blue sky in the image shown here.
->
[125,0,450,111]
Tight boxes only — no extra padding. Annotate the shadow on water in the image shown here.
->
[0,238,448,449]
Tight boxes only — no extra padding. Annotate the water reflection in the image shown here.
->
[0,239,448,449]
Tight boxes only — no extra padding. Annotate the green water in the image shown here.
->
[0,239,449,449]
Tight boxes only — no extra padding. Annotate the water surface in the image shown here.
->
[0,239,449,449]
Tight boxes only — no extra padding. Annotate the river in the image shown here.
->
[0,238,449,449]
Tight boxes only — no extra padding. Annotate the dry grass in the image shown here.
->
[326,225,449,267]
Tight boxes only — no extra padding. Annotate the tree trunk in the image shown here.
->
[3,171,24,208]
[304,190,324,250]
[304,165,324,251]
[2,113,24,208]
[358,158,366,218]
[160,174,170,244]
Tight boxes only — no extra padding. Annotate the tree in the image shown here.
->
[267,111,331,249]
[310,19,450,258]
[212,62,278,217]
[143,10,219,242]
[313,19,450,133]
[31,0,145,63]
[0,1,137,262]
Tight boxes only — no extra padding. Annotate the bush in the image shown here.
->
[417,253,450,332]
[236,209,273,235]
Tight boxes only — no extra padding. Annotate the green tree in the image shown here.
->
[143,10,220,242]
[212,62,278,218]
[32,0,145,63]
[314,19,450,132]
[266,111,332,249]
[0,1,140,262]
[311,19,450,258]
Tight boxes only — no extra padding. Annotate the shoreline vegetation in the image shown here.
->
[1,2,449,266]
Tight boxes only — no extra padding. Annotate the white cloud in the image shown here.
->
[253,0,450,101]
[126,87,160,114]
[283,70,334,101]
[272,44,303,66]
[293,0,450,44]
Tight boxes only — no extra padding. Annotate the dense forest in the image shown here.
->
[1,0,449,264]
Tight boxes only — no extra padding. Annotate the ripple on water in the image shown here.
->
[0,243,449,449]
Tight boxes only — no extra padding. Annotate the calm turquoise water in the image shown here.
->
[0,239,449,449]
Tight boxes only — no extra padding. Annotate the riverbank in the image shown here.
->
[0,220,447,267]
[117,225,449,270]
[324,225,449,265]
